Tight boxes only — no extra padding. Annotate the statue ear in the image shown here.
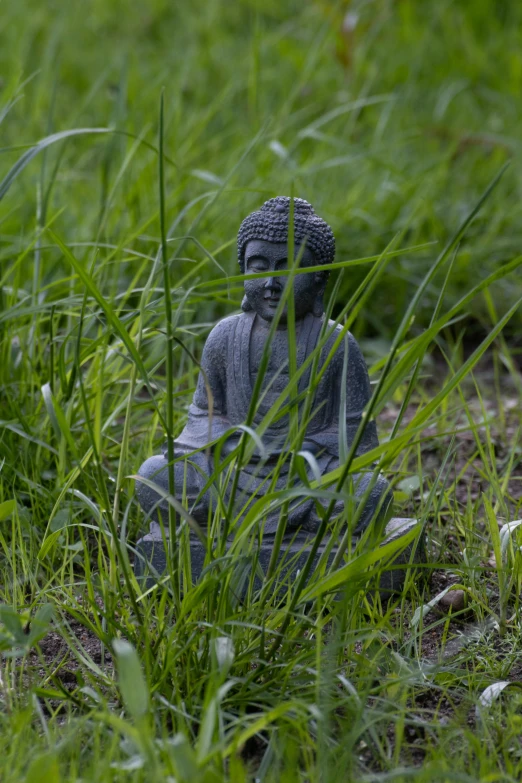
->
[241,294,253,312]
[312,272,326,318]
[312,293,325,318]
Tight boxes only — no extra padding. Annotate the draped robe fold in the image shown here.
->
[162,311,388,534]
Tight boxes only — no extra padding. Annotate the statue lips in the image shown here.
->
[264,290,281,307]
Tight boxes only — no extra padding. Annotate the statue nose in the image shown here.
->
[264,276,280,290]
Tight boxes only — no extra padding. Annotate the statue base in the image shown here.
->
[133,517,425,599]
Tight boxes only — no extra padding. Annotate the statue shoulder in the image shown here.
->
[202,313,242,356]
[324,321,368,370]
[325,320,363,352]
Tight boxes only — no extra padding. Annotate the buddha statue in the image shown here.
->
[135,197,417,589]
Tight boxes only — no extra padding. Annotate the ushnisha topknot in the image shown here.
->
[237,196,335,272]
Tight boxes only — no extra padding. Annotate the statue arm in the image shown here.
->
[174,320,231,448]
[192,322,228,415]
[306,331,378,458]
[342,333,379,455]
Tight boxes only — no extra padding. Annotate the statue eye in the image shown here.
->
[248,258,269,271]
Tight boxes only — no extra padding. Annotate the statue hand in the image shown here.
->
[162,442,198,461]
[220,437,241,457]
[300,439,320,454]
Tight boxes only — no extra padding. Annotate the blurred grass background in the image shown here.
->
[2,0,521,340]
[3,2,522,779]
[3,0,520,594]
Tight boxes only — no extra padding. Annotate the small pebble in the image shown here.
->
[440,590,466,611]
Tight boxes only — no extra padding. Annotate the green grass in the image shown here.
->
[2,0,522,780]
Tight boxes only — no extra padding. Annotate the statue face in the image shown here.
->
[243,239,321,323]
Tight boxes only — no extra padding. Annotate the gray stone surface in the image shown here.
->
[134,197,426,596]
[134,517,425,598]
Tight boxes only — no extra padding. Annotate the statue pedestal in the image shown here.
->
[133,517,425,599]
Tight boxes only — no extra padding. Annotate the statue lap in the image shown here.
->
[136,449,392,536]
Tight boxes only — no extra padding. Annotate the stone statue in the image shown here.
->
[135,197,420,591]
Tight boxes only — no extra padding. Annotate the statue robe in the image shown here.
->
[170,311,386,534]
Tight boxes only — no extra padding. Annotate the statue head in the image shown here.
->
[237,197,335,322]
